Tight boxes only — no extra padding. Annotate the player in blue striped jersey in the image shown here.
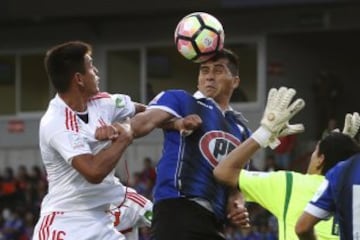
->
[296,154,360,239]
[296,116,360,239]
[125,49,251,240]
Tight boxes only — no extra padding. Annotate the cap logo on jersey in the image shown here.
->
[68,133,85,149]
[115,97,125,108]
[144,210,153,222]
[196,101,213,110]
[199,131,241,167]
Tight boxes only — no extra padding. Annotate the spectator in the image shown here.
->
[1,168,17,210]
[258,222,277,240]
[225,225,242,240]
[321,118,337,139]
[238,227,261,240]
[263,155,280,172]
[15,165,30,207]
[139,157,156,193]
[22,211,35,240]
[131,172,149,197]
[139,226,151,240]
[313,71,343,139]
[273,134,297,170]
[27,166,47,218]
[0,207,26,240]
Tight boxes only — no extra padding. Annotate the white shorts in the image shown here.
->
[110,188,153,240]
[33,210,125,240]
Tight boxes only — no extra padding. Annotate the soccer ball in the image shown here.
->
[174,12,225,63]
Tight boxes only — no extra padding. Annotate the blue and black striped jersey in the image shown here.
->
[148,89,251,221]
[306,153,360,239]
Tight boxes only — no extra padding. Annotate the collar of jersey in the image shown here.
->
[193,90,247,122]
[55,94,70,109]
[55,94,89,114]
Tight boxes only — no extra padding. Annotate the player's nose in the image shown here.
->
[205,71,215,81]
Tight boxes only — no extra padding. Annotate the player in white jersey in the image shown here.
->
[33,41,145,240]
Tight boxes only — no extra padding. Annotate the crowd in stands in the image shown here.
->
[0,165,47,240]
[0,153,305,240]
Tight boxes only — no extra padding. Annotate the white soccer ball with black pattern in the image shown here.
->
[174,12,225,63]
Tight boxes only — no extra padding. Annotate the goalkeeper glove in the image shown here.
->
[252,87,305,148]
[342,112,360,138]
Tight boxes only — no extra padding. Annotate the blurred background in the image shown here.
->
[0,0,359,239]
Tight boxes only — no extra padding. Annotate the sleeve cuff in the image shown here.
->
[304,203,332,220]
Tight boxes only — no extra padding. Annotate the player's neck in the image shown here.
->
[219,103,229,111]
[59,92,88,112]
[307,168,322,175]
[214,97,230,111]
[213,90,234,111]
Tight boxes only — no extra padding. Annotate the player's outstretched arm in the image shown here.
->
[127,108,174,138]
[93,108,173,140]
[96,113,202,141]
[134,102,147,114]
[160,114,202,136]
[214,87,305,187]
[213,138,261,188]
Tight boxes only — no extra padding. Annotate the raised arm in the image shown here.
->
[129,108,174,138]
[214,139,261,188]
[96,111,202,143]
[214,87,305,188]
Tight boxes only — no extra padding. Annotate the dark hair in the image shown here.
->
[207,48,239,76]
[44,41,92,93]
[318,132,360,174]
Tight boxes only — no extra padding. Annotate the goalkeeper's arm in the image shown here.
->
[214,138,261,188]
[214,87,305,188]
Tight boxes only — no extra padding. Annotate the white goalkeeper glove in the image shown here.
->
[342,112,360,138]
[252,87,305,148]
[268,122,305,149]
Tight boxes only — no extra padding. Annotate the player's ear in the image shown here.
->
[74,72,85,87]
[233,76,240,89]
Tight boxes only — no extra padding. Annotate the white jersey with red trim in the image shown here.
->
[39,92,135,215]
[110,187,153,240]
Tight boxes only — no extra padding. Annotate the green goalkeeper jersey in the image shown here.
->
[239,170,339,240]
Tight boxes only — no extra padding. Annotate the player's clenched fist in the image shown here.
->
[227,200,250,228]
[95,125,119,140]
[180,114,202,136]
[95,118,133,144]
[112,119,133,144]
